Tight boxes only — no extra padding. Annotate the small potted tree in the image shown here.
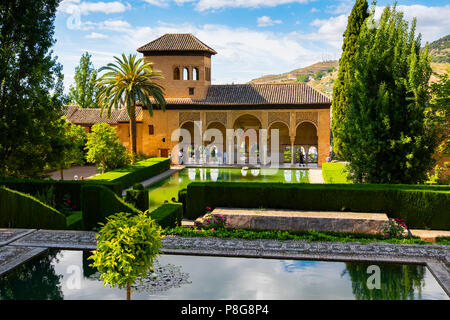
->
[89,211,163,300]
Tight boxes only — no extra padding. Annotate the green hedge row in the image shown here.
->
[89,158,170,191]
[0,178,124,209]
[149,203,183,229]
[81,184,141,230]
[0,186,66,229]
[184,182,450,230]
[125,184,149,212]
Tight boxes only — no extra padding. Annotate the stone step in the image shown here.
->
[208,208,390,234]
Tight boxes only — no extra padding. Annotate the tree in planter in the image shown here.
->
[85,123,129,173]
[339,5,438,183]
[68,52,99,109]
[96,54,166,163]
[88,211,163,300]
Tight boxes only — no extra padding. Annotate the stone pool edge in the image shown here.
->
[1,229,449,297]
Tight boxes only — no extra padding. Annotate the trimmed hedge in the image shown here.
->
[89,158,170,191]
[81,184,141,230]
[184,182,450,230]
[0,186,66,229]
[66,211,84,230]
[125,183,149,212]
[149,203,183,229]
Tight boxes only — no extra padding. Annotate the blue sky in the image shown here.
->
[55,0,450,90]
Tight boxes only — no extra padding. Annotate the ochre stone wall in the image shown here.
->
[111,108,330,166]
[143,54,211,100]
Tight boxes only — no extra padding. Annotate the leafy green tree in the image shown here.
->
[313,71,325,80]
[429,69,449,156]
[49,122,87,180]
[85,123,129,173]
[297,74,309,83]
[340,5,437,183]
[331,0,369,158]
[96,54,166,163]
[89,211,164,300]
[0,0,66,178]
[68,52,99,108]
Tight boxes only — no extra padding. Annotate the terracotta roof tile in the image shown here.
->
[151,83,331,105]
[137,33,217,55]
[65,107,143,125]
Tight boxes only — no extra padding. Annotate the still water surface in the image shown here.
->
[0,250,447,300]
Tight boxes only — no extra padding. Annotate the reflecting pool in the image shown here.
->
[147,167,309,209]
[0,250,447,300]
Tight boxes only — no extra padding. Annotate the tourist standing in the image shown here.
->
[179,149,184,165]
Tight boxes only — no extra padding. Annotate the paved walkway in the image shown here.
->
[308,168,325,183]
[0,228,448,296]
[121,167,183,195]
[45,165,99,180]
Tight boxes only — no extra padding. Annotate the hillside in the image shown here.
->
[249,35,449,96]
[429,35,450,63]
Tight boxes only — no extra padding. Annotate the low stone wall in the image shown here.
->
[209,208,390,234]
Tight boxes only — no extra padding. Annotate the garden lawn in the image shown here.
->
[322,162,352,184]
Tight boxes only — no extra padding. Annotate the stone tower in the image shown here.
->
[137,33,217,100]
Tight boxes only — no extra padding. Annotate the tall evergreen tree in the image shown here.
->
[0,0,65,178]
[68,52,99,108]
[331,0,369,158]
[340,5,437,184]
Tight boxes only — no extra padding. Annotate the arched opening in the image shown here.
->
[183,67,189,80]
[193,67,199,81]
[173,67,180,80]
[232,114,262,164]
[179,121,195,164]
[205,122,226,164]
[294,121,318,167]
[268,121,290,164]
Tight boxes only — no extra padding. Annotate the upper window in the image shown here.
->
[173,67,180,80]
[183,67,189,80]
[193,68,199,81]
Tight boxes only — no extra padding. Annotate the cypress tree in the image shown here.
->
[340,5,437,184]
[331,0,369,158]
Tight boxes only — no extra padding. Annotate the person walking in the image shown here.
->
[178,149,183,165]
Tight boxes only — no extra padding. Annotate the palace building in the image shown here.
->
[64,33,331,166]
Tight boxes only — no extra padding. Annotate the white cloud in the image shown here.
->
[86,32,108,39]
[112,23,324,84]
[58,0,130,15]
[310,7,319,13]
[143,0,311,11]
[257,16,282,27]
[195,0,310,11]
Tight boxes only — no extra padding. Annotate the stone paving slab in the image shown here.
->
[0,246,47,276]
[210,208,389,234]
[410,229,450,242]
[121,168,182,196]
[9,229,98,250]
[0,228,36,246]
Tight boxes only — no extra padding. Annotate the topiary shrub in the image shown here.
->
[149,203,183,229]
[0,186,66,229]
[184,182,450,230]
[81,184,141,230]
[125,184,149,212]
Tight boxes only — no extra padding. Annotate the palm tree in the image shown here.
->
[96,54,166,163]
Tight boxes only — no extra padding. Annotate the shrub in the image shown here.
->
[125,184,149,212]
[178,189,187,215]
[81,184,141,230]
[89,158,170,191]
[184,182,450,230]
[66,211,84,230]
[88,211,163,300]
[149,203,183,229]
[0,186,66,229]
